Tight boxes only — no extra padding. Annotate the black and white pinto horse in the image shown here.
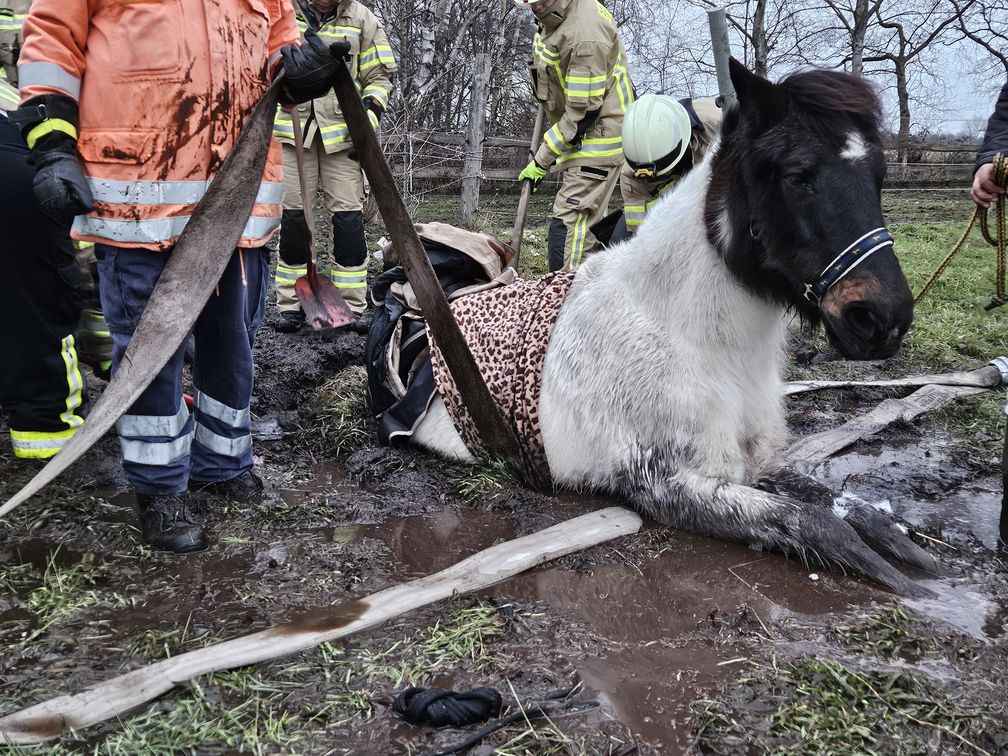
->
[412,60,929,595]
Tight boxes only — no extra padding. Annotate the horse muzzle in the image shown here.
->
[820,267,914,360]
[806,227,913,360]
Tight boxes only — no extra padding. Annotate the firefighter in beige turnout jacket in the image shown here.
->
[514,0,634,272]
[0,0,27,84]
[612,93,722,244]
[274,0,396,329]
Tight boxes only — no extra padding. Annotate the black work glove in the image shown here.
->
[281,29,349,103]
[28,134,94,225]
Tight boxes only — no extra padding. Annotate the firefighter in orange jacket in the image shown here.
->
[11,1,344,553]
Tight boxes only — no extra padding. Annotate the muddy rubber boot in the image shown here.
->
[192,469,264,503]
[135,493,209,554]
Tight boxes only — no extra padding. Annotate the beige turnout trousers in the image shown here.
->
[276,140,368,312]
[550,163,620,270]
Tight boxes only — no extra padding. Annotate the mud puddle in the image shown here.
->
[809,437,1007,640]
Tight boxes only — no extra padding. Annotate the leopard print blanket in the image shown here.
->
[428,270,577,485]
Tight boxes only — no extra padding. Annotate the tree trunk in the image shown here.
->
[751,0,769,77]
[895,58,911,165]
[462,54,492,229]
[851,0,868,76]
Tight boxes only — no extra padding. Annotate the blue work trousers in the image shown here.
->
[96,245,268,494]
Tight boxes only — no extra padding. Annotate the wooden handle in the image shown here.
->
[509,106,547,267]
[290,107,316,258]
[329,64,522,463]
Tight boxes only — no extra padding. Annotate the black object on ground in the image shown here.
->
[392,686,502,728]
[393,681,598,756]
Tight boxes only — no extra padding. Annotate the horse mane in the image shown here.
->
[777,69,882,144]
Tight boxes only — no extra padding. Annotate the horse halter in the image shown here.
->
[803,227,894,305]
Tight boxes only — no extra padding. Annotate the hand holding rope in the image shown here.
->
[916,153,1008,310]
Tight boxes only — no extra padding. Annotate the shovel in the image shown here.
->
[289,107,355,330]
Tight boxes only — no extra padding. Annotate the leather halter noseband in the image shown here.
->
[803,227,894,305]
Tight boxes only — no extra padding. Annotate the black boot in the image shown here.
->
[272,309,305,334]
[191,469,264,502]
[135,493,209,554]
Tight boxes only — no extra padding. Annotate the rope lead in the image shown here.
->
[916,152,1008,309]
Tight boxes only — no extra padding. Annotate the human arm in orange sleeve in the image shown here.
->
[16,0,89,104]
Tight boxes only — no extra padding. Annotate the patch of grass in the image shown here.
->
[300,365,370,455]
[98,677,301,755]
[8,550,121,643]
[831,603,935,661]
[329,602,509,689]
[693,656,1001,754]
[452,457,521,503]
[894,222,1008,369]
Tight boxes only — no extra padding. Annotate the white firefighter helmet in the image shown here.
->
[622,93,693,180]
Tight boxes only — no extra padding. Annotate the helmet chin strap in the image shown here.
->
[803,227,894,305]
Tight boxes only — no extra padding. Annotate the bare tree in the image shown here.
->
[824,0,881,75]
[952,0,1008,79]
[862,0,976,161]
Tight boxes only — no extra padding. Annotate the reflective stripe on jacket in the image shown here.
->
[0,77,17,111]
[274,0,396,154]
[619,96,722,230]
[530,0,634,172]
[18,0,298,251]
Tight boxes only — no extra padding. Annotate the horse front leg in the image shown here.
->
[622,465,933,597]
[754,465,938,575]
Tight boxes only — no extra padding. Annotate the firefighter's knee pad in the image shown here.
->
[279,209,311,266]
[332,210,367,268]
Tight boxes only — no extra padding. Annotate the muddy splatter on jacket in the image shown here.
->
[530,0,634,172]
[619,96,722,232]
[274,0,396,154]
[17,0,298,251]
[0,0,28,84]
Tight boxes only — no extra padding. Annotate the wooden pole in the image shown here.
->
[0,507,643,744]
[707,8,737,109]
[510,106,547,265]
[461,54,492,229]
[330,60,522,463]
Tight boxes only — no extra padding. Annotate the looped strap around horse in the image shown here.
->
[804,227,894,305]
[916,153,1008,309]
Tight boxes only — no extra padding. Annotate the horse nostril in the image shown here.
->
[842,303,885,342]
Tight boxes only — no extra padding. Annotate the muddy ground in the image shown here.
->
[1,190,1008,754]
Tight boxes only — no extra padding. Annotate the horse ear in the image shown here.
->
[728,57,783,127]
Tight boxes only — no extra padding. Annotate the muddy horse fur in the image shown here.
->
[405,60,935,596]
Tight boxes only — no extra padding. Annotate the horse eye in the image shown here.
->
[783,172,814,192]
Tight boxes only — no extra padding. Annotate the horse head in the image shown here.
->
[706,59,913,360]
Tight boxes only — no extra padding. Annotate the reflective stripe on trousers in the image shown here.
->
[9,427,77,460]
[97,244,267,494]
[193,390,253,461]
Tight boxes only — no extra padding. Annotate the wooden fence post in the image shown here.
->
[461,54,492,229]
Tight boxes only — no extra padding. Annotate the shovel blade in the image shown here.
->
[294,267,356,330]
